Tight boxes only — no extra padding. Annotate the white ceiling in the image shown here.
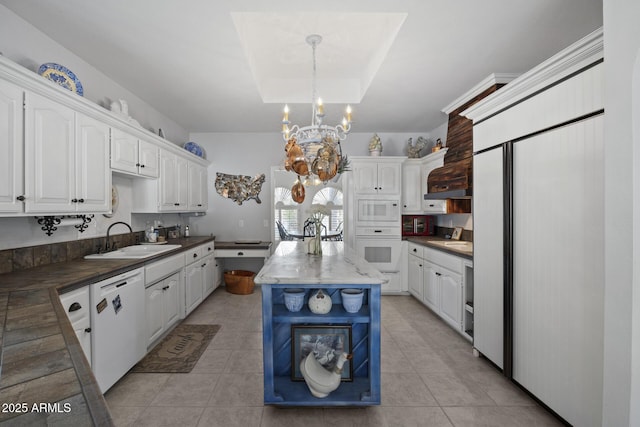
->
[0,0,602,134]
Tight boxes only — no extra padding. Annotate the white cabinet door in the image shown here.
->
[185,262,203,315]
[202,254,215,299]
[402,161,422,213]
[159,150,178,210]
[24,92,75,213]
[377,163,401,195]
[76,114,110,212]
[145,282,165,346]
[408,254,423,299]
[439,269,462,330]
[352,162,378,194]
[423,262,440,314]
[176,155,189,209]
[188,163,207,211]
[138,140,159,178]
[164,272,181,329]
[214,259,223,290]
[0,79,24,213]
[110,129,139,175]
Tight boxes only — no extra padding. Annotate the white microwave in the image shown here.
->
[357,199,400,223]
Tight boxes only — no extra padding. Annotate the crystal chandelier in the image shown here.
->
[282,34,352,204]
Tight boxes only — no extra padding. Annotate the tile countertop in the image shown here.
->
[405,236,473,260]
[255,241,387,285]
[0,236,214,426]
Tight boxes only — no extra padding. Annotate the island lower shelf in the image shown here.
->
[261,284,381,406]
[268,377,379,406]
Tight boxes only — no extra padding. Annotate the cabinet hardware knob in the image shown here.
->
[140,164,145,168]
[197,204,202,207]
[162,286,169,291]
[207,247,212,251]
[84,327,92,333]
[16,195,25,201]
[78,198,84,203]
[413,248,417,252]
[136,163,140,167]
[436,272,441,276]
[201,263,206,267]
[193,253,198,258]
[419,264,422,267]
[69,302,82,312]
[71,198,78,203]
[392,203,397,206]
[238,251,244,256]
[174,203,180,206]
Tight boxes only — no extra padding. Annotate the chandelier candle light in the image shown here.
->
[282,34,353,203]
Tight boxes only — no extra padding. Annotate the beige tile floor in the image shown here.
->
[105,287,562,427]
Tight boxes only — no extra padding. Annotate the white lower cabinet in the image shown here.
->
[58,286,92,365]
[184,243,216,315]
[145,272,181,347]
[185,261,204,315]
[407,243,468,337]
[438,266,462,330]
[422,262,441,314]
[202,254,216,299]
[408,252,423,300]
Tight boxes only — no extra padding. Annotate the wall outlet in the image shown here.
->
[239,219,245,228]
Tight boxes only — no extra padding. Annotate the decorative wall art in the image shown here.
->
[215,172,266,205]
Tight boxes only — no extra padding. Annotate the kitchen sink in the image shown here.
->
[428,240,473,252]
[84,244,182,259]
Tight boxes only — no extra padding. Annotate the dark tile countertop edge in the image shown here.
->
[0,236,215,426]
[405,236,473,260]
[214,241,272,250]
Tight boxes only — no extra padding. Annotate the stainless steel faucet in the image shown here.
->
[105,221,133,251]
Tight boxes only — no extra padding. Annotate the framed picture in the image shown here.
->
[451,226,463,240]
[291,325,352,381]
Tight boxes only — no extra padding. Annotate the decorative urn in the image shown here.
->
[308,289,332,314]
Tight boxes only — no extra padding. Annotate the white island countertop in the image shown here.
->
[254,241,387,285]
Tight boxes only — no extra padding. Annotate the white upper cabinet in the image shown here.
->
[133,148,195,212]
[24,92,76,213]
[23,92,110,214]
[351,157,403,196]
[111,128,159,178]
[75,114,111,212]
[402,160,422,213]
[188,163,208,211]
[0,79,24,214]
[0,54,209,216]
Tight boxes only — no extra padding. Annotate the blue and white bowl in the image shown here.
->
[283,288,305,312]
[341,289,364,313]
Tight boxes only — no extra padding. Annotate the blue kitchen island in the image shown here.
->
[254,241,386,406]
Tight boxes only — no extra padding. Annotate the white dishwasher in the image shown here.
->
[91,267,146,393]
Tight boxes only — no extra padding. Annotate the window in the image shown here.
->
[312,187,344,232]
[273,185,344,241]
[274,187,299,241]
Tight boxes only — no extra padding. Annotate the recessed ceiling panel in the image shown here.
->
[232,12,407,104]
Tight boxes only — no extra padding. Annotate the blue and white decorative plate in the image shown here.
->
[184,141,204,158]
[37,63,84,96]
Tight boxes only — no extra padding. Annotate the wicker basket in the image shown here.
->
[224,270,255,295]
